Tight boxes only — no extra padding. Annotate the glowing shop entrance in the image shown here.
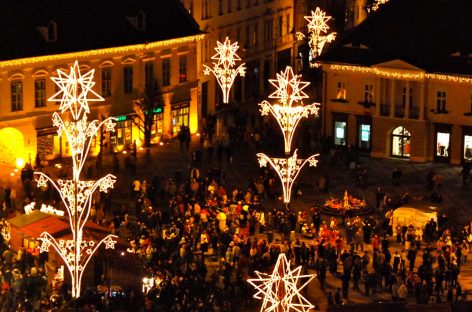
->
[391,126,411,158]
[0,127,25,168]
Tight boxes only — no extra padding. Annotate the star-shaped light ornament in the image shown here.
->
[259,66,320,154]
[297,7,336,65]
[248,253,316,312]
[49,61,104,120]
[203,37,246,104]
[269,67,310,107]
[104,236,118,249]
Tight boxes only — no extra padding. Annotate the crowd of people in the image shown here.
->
[0,110,470,311]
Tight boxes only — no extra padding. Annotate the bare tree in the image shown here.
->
[132,81,163,159]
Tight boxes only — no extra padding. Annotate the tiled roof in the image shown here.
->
[0,0,203,61]
[318,0,472,75]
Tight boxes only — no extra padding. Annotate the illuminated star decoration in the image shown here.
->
[296,7,336,66]
[34,61,117,299]
[248,253,315,312]
[257,150,318,204]
[259,66,320,154]
[49,61,104,120]
[203,37,246,104]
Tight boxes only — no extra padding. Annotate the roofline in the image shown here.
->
[0,34,206,70]
[320,62,472,85]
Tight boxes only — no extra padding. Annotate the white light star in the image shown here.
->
[49,61,104,120]
[269,67,310,107]
[248,253,315,312]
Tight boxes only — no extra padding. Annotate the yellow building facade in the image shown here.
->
[180,0,300,115]
[0,0,203,168]
[319,0,472,165]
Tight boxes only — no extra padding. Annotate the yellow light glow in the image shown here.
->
[248,253,315,311]
[0,35,205,70]
[329,64,472,84]
[16,158,25,169]
[297,7,336,64]
[203,37,246,104]
[34,61,117,299]
[369,0,389,12]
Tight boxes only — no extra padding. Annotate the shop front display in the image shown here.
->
[391,126,411,158]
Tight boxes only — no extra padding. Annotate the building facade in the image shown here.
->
[0,0,203,168]
[179,0,301,115]
[319,0,472,165]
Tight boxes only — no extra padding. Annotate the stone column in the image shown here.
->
[389,79,395,117]
[404,80,410,119]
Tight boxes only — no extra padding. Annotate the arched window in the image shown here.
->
[391,126,411,158]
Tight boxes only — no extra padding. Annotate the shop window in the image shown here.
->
[436,132,450,157]
[391,126,411,158]
[436,91,447,113]
[35,79,46,108]
[172,106,190,135]
[11,81,23,112]
[101,68,112,97]
[334,121,346,146]
[336,81,346,100]
[151,113,164,141]
[359,124,371,150]
[464,135,472,161]
[179,56,187,83]
[124,66,133,94]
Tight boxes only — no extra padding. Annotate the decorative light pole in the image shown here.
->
[35,61,118,299]
[296,7,336,66]
[256,66,320,204]
[259,66,320,155]
[203,37,246,104]
[248,253,315,312]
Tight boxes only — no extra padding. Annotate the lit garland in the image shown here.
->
[0,34,205,70]
[257,150,318,204]
[203,37,246,104]
[259,66,320,154]
[34,61,118,299]
[24,202,65,217]
[369,0,389,13]
[297,7,336,66]
[248,253,315,311]
[329,64,472,84]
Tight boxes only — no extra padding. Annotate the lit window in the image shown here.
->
[436,91,446,113]
[436,132,450,157]
[336,81,346,100]
[392,126,411,158]
[364,84,373,102]
[11,81,23,112]
[35,79,46,108]
[334,121,346,146]
[101,68,112,97]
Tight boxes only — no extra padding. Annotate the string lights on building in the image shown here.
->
[369,0,390,13]
[297,7,336,66]
[256,66,320,205]
[329,64,472,84]
[34,61,118,299]
[248,253,316,312]
[203,37,246,104]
